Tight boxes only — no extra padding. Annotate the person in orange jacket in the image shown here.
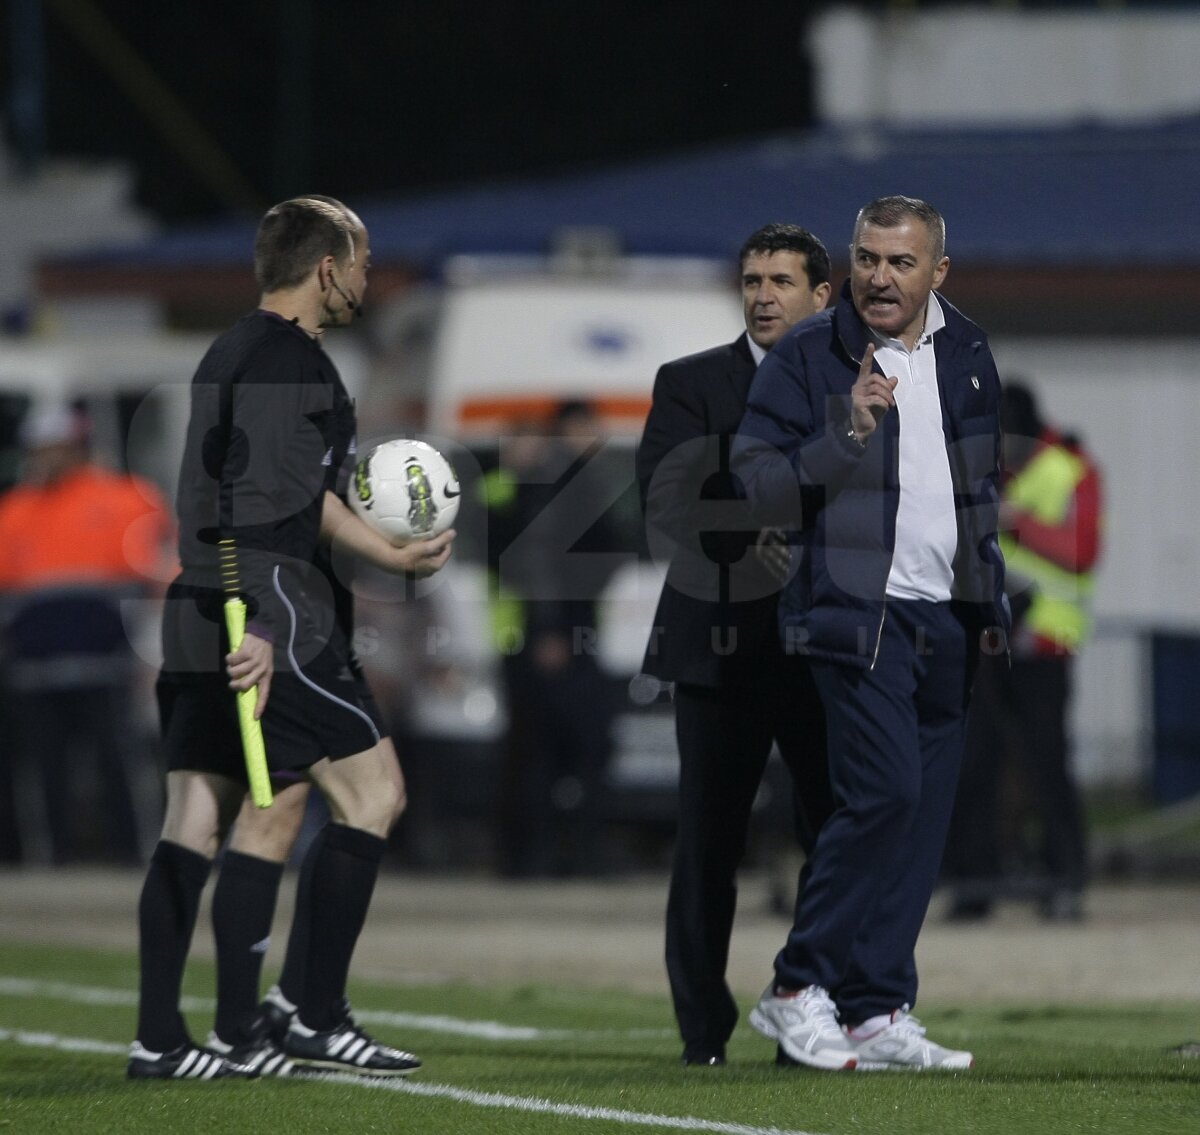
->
[0,404,173,863]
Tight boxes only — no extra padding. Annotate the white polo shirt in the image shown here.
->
[871,294,957,602]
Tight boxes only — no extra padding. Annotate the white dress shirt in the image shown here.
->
[871,294,957,602]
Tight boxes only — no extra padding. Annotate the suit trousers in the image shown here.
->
[667,656,829,1053]
[774,600,978,1025]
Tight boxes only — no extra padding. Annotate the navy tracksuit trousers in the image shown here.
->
[774,599,980,1025]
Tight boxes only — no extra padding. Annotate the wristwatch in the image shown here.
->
[846,423,867,449]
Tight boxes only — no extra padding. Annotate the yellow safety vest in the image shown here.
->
[999,444,1095,653]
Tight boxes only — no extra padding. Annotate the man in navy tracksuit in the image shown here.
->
[733,196,1009,1071]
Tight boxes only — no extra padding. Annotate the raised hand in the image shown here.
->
[850,343,898,443]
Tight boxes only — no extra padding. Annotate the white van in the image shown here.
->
[422,254,744,442]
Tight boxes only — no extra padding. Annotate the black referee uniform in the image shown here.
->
[158,309,386,778]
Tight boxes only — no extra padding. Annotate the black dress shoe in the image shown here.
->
[681,1048,726,1066]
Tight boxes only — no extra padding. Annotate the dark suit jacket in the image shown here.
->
[636,333,786,688]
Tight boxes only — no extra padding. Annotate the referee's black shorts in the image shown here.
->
[157,581,388,781]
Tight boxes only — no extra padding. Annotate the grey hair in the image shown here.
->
[854,196,946,260]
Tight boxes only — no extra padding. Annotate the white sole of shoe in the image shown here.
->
[854,1056,974,1072]
[749,1007,858,1071]
[286,1056,420,1077]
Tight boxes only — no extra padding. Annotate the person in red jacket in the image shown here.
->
[944,380,1104,921]
[0,404,173,863]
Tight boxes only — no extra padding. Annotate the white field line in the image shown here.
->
[307,1070,826,1134]
[0,976,672,1042]
[0,1026,826,1135]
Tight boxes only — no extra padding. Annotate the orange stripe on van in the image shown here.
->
[457,395,652,431]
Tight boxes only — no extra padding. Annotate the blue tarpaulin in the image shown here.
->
[55,115,1200,272]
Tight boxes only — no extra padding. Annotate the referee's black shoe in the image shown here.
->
[127,1039,259,1080]
[283,999,422,1077]
[256,985,297,1044]
[207,1011,294,1078]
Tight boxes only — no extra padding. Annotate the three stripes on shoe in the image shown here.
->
[129,1041,241,1079]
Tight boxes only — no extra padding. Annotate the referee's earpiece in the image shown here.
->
[328,269,361,316]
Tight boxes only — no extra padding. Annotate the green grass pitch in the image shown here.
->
[1,939,1197,1135]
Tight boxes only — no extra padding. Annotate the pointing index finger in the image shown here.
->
[859,342,876,380]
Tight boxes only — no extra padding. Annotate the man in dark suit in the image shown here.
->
[636,224,834,1067]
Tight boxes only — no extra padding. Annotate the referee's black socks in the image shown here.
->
[211,850,285,1044]
[295,822,387,1032]
[136,840,211,1052]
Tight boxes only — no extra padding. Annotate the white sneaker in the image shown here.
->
[749,984,858,1070]
[848,1008,973,1071]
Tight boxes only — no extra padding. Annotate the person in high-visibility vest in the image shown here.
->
[944,380,1104,922]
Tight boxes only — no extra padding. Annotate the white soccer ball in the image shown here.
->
[349,438,460,545]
